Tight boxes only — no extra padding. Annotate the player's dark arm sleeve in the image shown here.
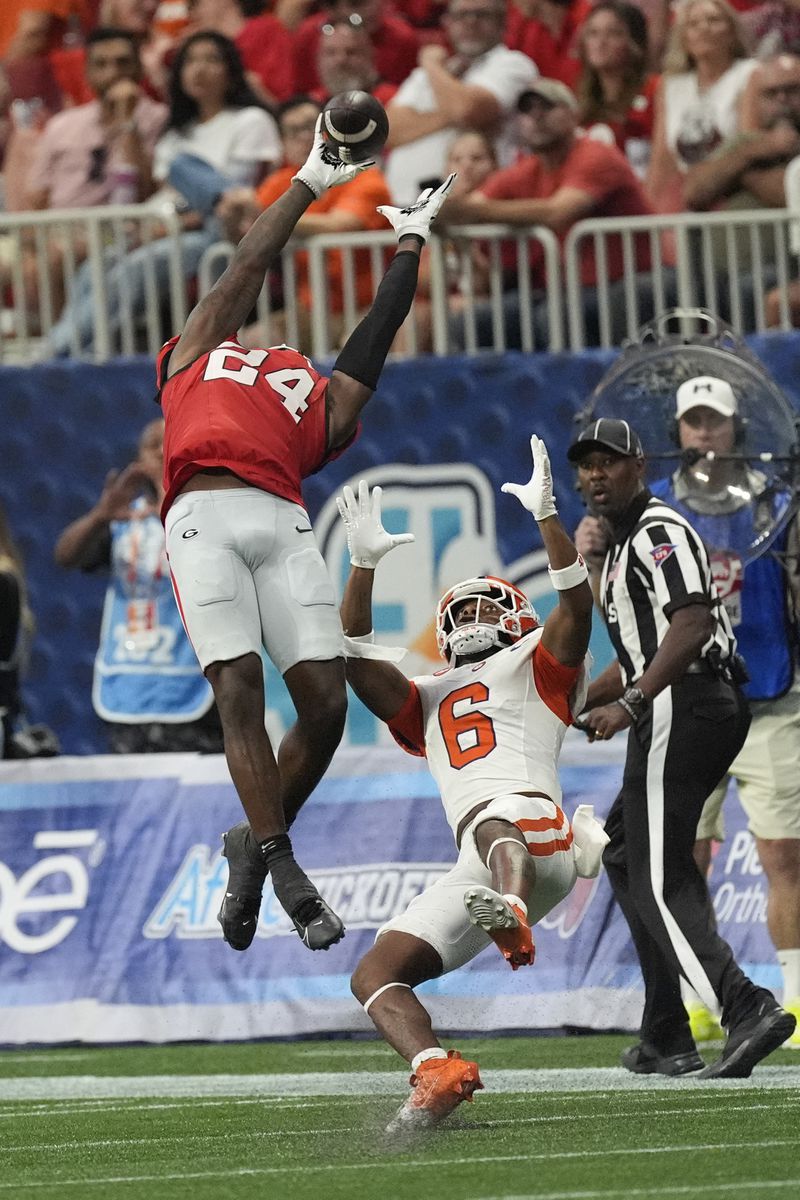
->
[334,248,421,391]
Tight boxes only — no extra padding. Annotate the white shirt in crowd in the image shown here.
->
[154,106,281,187]
[385,44,539,204]
[664,58,757,170]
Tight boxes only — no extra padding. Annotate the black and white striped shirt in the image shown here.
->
[600,492,737,686]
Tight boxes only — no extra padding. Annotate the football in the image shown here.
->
[321,90,389,165]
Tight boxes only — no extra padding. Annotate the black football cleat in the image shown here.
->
[698,996,796,1079]
[291,896,345,951]
[217,822,268,951]
[621,1041,705,1076]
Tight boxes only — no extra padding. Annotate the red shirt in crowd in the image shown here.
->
[480,134,652,286]
[505,0,591,90]
[584,74,660,154]
[156,338,355,518]
[292,9,419,92]
[236,14,296,104]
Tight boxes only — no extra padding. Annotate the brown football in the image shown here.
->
[321,91,389,164]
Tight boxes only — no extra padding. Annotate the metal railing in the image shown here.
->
[564,207,798,349]
[197,223,564,358]
[1,202,799,363]
[0,204,185,362]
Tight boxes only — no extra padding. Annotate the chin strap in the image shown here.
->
[447,623,501,659]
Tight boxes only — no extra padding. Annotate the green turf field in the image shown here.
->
[1,1036,798,1200]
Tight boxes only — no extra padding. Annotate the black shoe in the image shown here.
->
[698,995,796,1079]
[621,1041,705,1076]
[217,822,268,951]
[290,895,345,951]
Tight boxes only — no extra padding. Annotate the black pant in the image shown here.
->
[104,703,224,754]
[603,673,758,1050]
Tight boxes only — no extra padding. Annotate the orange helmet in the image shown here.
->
[435,575,539,663]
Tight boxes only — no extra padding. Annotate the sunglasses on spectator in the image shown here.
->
[321,12,364,34]
[518,94,557,114]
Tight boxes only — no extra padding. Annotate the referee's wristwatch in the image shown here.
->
[617,686,648,722]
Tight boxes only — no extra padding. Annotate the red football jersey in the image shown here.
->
[156,337,355,519]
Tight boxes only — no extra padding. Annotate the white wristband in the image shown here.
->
[343,635,407,662]
[348,631,375,644]
[548,554,589,591]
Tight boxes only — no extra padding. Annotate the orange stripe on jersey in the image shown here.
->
[531,642,581,725]
[517,802,569,834]
[526,830,574,856]
[387,681,426,758]
[516,804,573,855]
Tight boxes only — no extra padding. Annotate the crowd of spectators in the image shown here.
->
[2,0,800,352]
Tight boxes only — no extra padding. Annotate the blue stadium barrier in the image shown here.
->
[2,337,799,753]
[0,743,776,1044]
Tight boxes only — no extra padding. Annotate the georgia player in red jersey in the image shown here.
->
[158,115,454,953]
[336,438,606,1135]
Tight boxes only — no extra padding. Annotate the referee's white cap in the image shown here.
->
[567,417,644,463]
[676,376,738,420]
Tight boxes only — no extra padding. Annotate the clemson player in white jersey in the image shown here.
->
[336,436,607,1136]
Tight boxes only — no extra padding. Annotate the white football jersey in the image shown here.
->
[389,629,580,838]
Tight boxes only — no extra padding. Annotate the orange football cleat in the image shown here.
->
[464,886,535,970]
[385,1050,483,1136]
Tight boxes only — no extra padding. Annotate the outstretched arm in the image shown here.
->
[338,481,416,720]
[167,118,373,377]
[326,175,456,448]
[502,436,594,667]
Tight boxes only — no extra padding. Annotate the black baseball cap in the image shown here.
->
[567,418,644,463]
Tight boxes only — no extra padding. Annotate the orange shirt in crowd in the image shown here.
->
[256,165,392,311]
[0,0,85,60]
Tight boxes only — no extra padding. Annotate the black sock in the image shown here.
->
[257,832,293,868]
[258,833,320,920]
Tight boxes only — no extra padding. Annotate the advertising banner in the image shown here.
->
[0,743,780,1045]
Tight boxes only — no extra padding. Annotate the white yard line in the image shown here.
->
[1,1065,799,1102]
[1,1097,797,1132]
[0,1142,796,1191]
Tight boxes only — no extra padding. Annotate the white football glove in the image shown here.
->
[336,480,415,569]
[376,173,456,243]
[501,434,558,522]
[292,115,374,199]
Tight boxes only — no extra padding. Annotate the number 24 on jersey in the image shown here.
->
[203,343,316,425]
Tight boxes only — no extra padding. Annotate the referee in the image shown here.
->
[568,418,796,1078]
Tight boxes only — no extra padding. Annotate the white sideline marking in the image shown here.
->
[0,1142,795,1191]
[1,1065,799,1102]
[0,1053,95,1063]
[473,1184,800,1200]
